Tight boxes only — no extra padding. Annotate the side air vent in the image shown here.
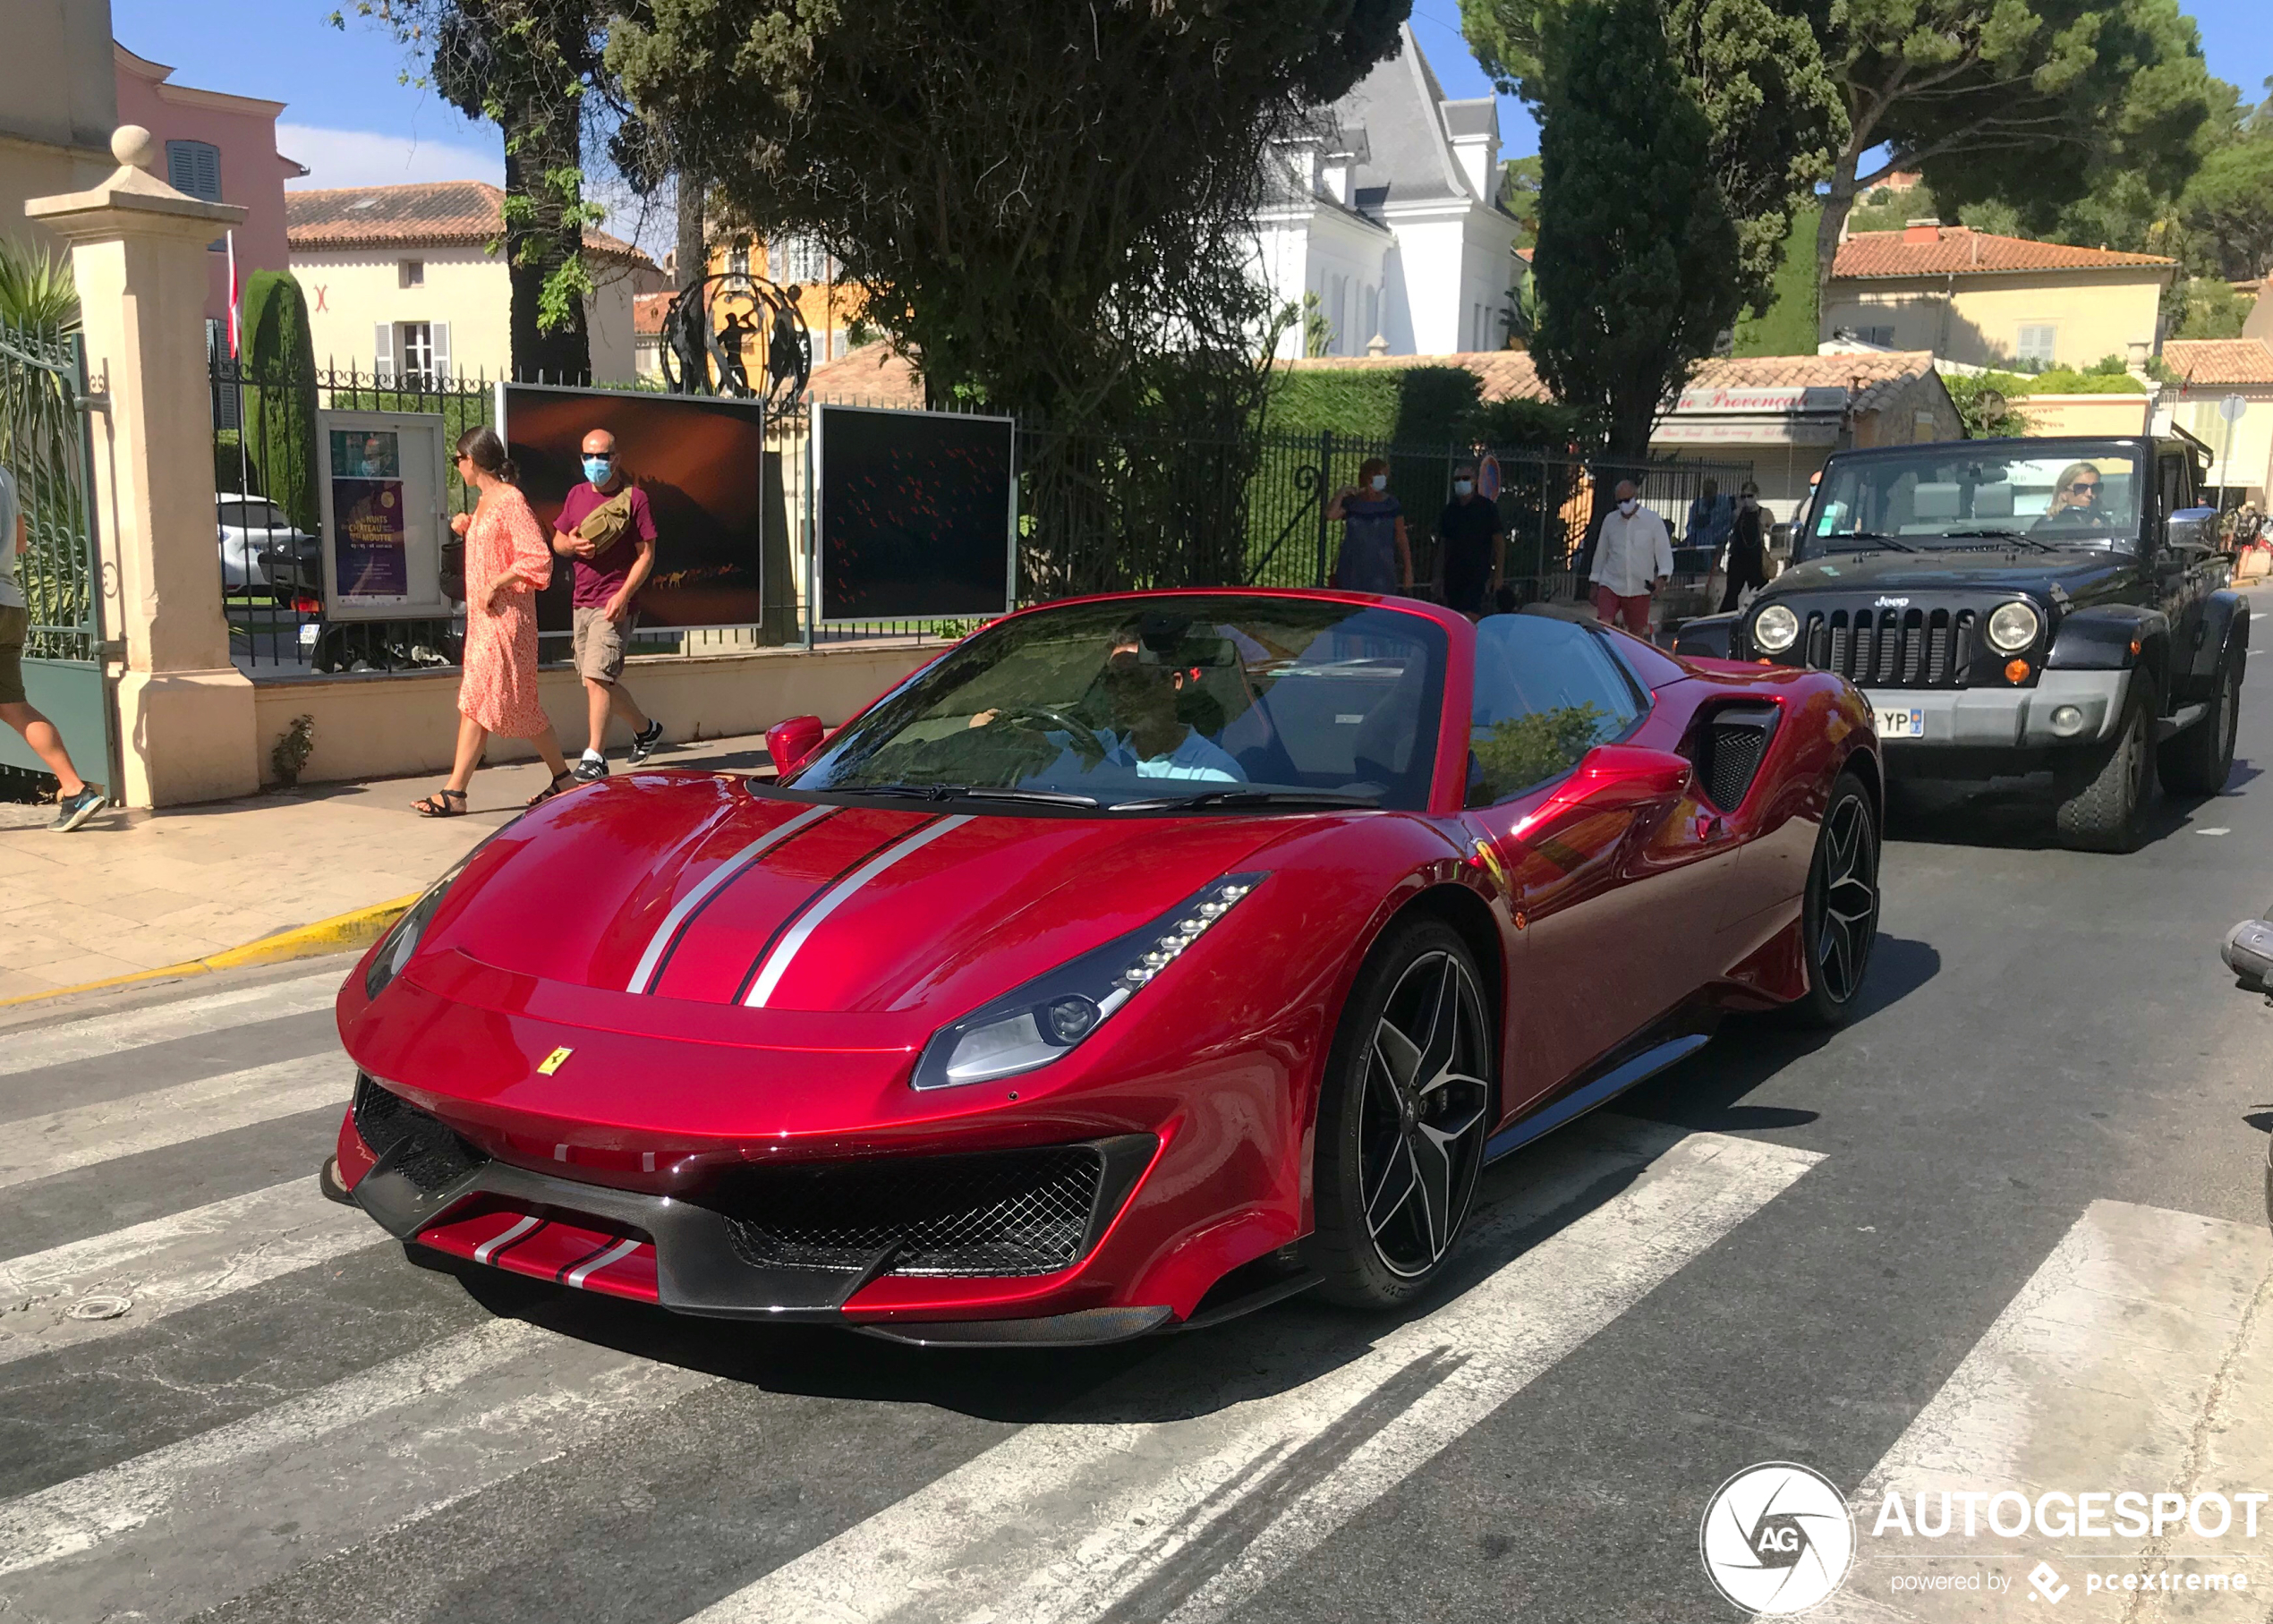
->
[353,1074,490,1195]
[1691,703,1779,812]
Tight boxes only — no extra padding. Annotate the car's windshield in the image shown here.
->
[1801,443,2143,557]
[790,595,1448,811]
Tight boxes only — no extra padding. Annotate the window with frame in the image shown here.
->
[399,260,424,288]
[768,234,830,285]
[166,140,222,202]
[2017,325,2058,366]
[1466,615,1645,805]
[396,322,435,386]
[728,241,751,277]
[1857,324,1896,347]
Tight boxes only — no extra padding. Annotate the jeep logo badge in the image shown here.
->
[1874,595,1910,608]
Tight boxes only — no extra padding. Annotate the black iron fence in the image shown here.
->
[214,356,1750,678]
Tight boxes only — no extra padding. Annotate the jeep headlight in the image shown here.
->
[1752,603,1800,654]
[913,874,1266,1090]
[1987,600,2041,653]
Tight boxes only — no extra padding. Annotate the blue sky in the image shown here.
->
[115,0,2273,194]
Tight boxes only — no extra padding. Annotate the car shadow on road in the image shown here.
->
[1886,760,2255,854]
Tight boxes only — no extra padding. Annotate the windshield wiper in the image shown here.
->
[1113,788,1383,812]
[1818,531,1918,553]
[1929,528,2057,553]
[840,781,1102,807]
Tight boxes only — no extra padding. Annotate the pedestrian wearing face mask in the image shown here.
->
[1588,479,1672,637]
[1719,480,1769,611]
[1436,463,1506,617]
[1326,458,1411,594]
[552,429,664,780]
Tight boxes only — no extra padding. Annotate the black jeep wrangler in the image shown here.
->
[1676,434,2247,851]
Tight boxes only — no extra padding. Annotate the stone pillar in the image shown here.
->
[28,126,257,807]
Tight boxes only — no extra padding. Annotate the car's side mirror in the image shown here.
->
[2169,506,2219,553]
[766,714,826,778]
[1511,744,1695,839]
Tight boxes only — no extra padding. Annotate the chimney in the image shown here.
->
[1449,130,1498,202]
[1902,219,1940,245]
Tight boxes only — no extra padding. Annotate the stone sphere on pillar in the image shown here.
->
[111,125,157,172]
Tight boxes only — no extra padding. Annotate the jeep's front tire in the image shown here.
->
[2054,676,2155,852]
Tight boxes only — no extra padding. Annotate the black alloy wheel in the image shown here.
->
[1789,772,1879,1027]
[1307,918,1494,1307]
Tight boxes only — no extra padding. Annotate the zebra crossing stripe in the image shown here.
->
[0,1316,717,1624]
[1810,1200,2273,1620]
[0,1178,378,1367]
[681,1118,1821,1624]
[0,1054,347,1191]
[0,971,341,1079]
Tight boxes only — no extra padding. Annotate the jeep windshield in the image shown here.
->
[1801,443,2142,557]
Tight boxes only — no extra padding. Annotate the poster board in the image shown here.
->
[316,410,450,621]
[813,404,1016,622]
[498,382,769,630]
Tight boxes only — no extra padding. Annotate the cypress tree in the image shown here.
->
[239,271,321,536]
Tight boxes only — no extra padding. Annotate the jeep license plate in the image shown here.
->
[1876,706,1926,739]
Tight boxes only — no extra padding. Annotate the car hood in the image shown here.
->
[432,774,1303,1021]
[1765,548,2138,603]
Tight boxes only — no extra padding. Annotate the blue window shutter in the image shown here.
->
[165,140,223,203]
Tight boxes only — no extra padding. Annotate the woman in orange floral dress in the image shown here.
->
[412,427,575,814]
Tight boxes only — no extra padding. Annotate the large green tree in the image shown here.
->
[1463,0,1843,310]
[1529,0,1741,464]
[1809,0,2219,303]
[240,272,320,535]
[339,1,615,383]
[2180,85,2273,280]
[609,0,1403,430]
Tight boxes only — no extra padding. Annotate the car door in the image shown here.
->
[1458,616,1717,1114]
[2154,447,2213,674]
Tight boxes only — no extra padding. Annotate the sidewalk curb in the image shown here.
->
[0,893,420,1008]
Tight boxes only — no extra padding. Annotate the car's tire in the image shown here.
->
[1785,770,1881,1028]
[1305,916,1495,1310]
[2157,648,2241,797]
[2054,676,2156,852]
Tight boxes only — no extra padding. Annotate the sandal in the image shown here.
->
[525,769,575,808]
[412,787,468,818]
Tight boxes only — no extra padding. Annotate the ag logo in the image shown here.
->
[1700,1461,1855,1615]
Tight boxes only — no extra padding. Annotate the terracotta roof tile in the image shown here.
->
[1282,349,1938,416]
[2161,338,2273,387]
[633,291,671,336]
[806,340,924,407]
[1832,225,2172,280]
[285,181,652,264]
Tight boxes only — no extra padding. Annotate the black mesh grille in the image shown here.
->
[1693,704,1776,812]
[722,1144,1108,1278]
[1786,606,1977,688]
[353,1075,488,1195]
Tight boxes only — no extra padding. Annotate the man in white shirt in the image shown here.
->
[1589,480,1673,637]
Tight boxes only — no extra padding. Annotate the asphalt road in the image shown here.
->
[4,661,2271,1624]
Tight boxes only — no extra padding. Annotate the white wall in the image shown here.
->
[1383,212,1469,355]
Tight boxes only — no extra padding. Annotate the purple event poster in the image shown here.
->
[332,479,409,600]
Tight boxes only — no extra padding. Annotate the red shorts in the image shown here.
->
[1591,584,1653,636]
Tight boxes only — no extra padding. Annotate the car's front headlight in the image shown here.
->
[363,851,478,1000]
[1752,603,1801,653]
[1987,599,2041,653]
[912,873,1267,1090]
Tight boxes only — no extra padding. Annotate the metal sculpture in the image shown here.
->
[660,271,810,411]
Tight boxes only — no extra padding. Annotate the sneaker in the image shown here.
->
[50,785,106,832]
[572,756,610,784]
[627,719,665,765]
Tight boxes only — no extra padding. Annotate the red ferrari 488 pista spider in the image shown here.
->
[328,590,1880,1344]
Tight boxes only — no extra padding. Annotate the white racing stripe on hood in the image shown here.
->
[626,804,836,993]
[742,815,974,1008]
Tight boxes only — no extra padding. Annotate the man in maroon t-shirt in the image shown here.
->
[553,429,663,780]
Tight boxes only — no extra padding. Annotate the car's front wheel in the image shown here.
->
[1786,769,1880,1028]
[1306,917,1494,1309]
[2055,676,2156,852]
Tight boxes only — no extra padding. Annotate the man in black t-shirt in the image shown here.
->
[1437,465,1507,618]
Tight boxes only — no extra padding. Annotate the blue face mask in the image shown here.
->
[583,456,614,485]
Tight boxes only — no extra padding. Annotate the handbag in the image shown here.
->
[575,489,638,557]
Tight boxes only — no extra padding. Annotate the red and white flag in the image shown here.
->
[226,230,241,359]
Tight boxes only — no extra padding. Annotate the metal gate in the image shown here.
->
[0,322,110,785]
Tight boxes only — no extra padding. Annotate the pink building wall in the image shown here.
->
[112,44,303,328]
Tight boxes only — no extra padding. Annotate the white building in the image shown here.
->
[1256,25,1521,360]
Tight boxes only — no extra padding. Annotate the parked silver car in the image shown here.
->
[217,493,321,594]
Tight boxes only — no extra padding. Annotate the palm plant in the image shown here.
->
[0,236,81,336]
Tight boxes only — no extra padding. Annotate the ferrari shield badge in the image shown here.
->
[537,1046,575,1076]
